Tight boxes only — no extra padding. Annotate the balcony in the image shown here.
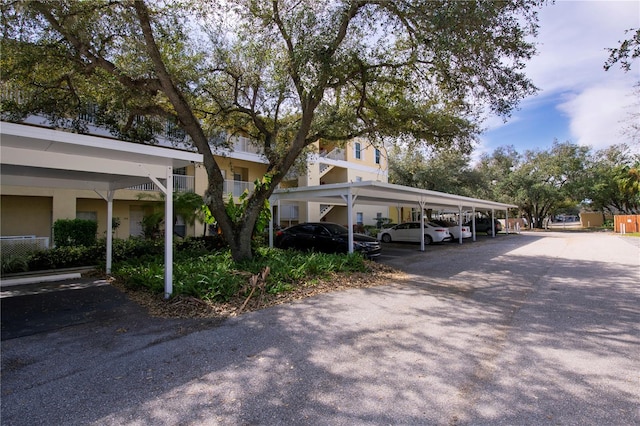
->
[322,147,346,161]
[128,175,195,192]
[223,179,254,197]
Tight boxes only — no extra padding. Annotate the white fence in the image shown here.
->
[0,235,50,258]
[127,175,195,192]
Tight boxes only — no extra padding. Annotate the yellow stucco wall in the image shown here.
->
[1,195,53,238]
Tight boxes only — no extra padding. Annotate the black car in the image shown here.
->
[275,222,381,258]
[463,217,502,235]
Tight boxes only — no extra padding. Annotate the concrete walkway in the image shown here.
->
[1,232,639,425]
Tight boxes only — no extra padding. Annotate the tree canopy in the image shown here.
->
[1,0,543,260]
[390,141,640,225]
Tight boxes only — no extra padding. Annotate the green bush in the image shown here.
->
[95,238,165,263]
[54,219,98,247]
[175,235,228,254]
[1,255,29,274]
[111,247,369,301]
[28,245,96,270]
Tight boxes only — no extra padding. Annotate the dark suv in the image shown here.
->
[464,217,502,235]
[275,222,382,258]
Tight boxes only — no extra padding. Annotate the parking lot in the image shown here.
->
[1,231,639,425]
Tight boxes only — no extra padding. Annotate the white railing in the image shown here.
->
[0,236,50,257]
[223,180,254,197]
[128,175,195,192]
[325,147,346,161]
[320,204,334,218]
[231,135,263,155]
[319,163,334,177]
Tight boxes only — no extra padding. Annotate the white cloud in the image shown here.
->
[481,1,640,157]
[558,81,639,150]
[527,0,640,96]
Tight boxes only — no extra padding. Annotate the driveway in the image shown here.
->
[1,232,639,425]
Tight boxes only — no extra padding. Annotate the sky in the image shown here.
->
[478,0,640,158]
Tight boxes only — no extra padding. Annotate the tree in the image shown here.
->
[585,144,640,215]
[388,146,479,196]
[1,0,542,260]
[605,28,640,147]
[604,28,640,72]
[475,142,590,227]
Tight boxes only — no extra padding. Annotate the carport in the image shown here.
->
[269,181,518,252]
[0,121,203,298]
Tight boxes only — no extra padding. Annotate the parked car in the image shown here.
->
[463,217,502,235]
[275,222,382,258]
[431,220,472,240]
[376,222,452,244]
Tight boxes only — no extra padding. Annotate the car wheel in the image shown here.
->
[381,233,392,243]
[425,235,433,245]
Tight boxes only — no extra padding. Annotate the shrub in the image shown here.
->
[175,235,228,254]
[54,219,98,247]
[111,247,369,301]
[1,255,29,274]
[28,246,96,270]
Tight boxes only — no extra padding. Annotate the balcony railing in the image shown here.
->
[128,175,195,192]
[323,147,346,161]
[223,179,254,197]
[231,135,263,156]
[127,177,254,198]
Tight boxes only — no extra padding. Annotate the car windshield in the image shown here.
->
[322,223,349,235]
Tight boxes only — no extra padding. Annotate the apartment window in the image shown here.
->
[356,212,364,225]
[354,142,362,160]
[375,149,381,164]
[76,211,97,222]
[355,176,363,182]
[175,215,186,238]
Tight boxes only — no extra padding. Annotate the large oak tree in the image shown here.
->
[1,0,542,260]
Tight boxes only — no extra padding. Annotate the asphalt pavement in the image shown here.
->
[1,231,639,425]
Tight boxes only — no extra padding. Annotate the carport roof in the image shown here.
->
[271,180,517,212]
[0,121,203,298]
[0,121,202,190]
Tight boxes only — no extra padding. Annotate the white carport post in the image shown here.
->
[341,188,357,253]
[472,207,477,242]
[148,166,173,299]
[94,189,115,274]
[268,199,276,248]
[418,199,427,252]
[490,209,496,237]
[458,205,463,244]
[105,190,114,273]
[505,208,509,235]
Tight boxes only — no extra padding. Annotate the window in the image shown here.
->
[355,176,362,182]
[175,215,186,238]
[356,212,363,225]
[375,149,381,164]
[354,142,362,160]
[76,211,97,222]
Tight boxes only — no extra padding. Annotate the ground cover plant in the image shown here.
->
[107,237,400,318]
[111,246,377,304]
[2,236,401,317]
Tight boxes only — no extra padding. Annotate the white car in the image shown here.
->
[431,220,472,240]
[377,222,452,244]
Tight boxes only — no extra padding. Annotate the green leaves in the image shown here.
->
[111,244,369,301]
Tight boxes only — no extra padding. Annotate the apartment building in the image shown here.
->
[277,138,389,228]
[0,117,388,246]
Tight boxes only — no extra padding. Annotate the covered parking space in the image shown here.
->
[0,121,203,298]
[269,181,518,252]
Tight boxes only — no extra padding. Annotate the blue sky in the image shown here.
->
[479,0,640,158]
